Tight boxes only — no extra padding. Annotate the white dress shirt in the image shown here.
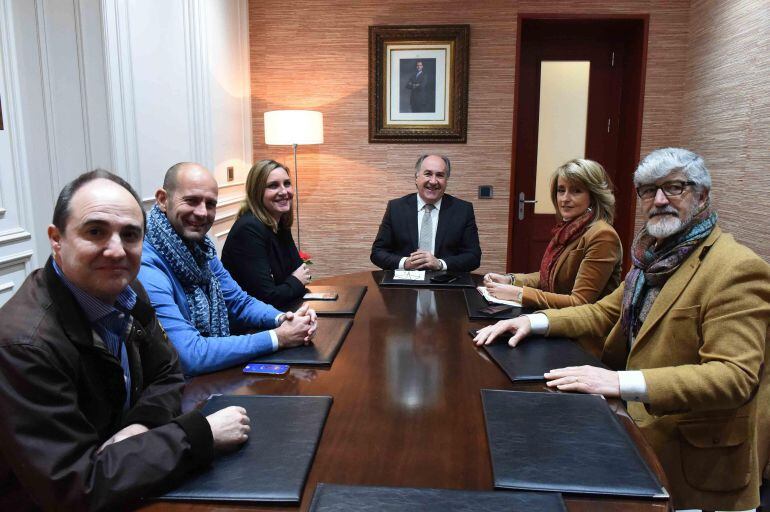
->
[398,196,447,270]
[526,313,649,402]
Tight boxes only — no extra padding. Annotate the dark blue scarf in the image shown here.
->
[145,204,230,337]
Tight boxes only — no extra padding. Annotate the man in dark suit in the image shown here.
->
[370,154,481,272]
[405,60,430,113]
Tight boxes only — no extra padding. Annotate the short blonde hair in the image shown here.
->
[237,159,293,233]
[549,159,615,224]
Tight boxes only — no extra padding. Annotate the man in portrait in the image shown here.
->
[405,60,433,113]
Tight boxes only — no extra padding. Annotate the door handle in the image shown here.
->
[518,192,537,220]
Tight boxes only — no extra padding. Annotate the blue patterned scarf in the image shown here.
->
[621,203,717,345]
[145,204,230,337]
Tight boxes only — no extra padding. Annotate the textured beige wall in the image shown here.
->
[249,0,692,277]
[678,0,770,261]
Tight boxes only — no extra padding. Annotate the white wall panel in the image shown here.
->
[207,0,252,184]
[0,0,38,305]
[4,0,252,278]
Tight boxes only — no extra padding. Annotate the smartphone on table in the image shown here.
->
[243,363,290,375]
[430,272,458,284]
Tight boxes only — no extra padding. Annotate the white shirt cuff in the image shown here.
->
[525,313,549,334]
[438,259,447,270]
[268,330,279,351]
[618,371,649,402]
[398,257,407,270]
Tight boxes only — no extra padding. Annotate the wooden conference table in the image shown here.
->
[143,271,670,512]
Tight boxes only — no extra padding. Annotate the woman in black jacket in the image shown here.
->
[222,159,311,309]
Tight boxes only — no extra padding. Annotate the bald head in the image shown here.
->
[156,162,218,242]
[163,162,217,197]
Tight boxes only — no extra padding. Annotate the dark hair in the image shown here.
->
[52,169,146,232]
[414,154,451,178]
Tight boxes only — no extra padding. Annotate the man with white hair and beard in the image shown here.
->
[474,148,770,511]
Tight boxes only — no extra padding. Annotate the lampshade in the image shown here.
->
[264,110,324,145]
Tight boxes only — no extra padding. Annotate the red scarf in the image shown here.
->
[538,209,594,292]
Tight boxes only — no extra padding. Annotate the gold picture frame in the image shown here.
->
[369,25,470,143]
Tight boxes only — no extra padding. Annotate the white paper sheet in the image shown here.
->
[393,270,426,281]
[477,286,522,307]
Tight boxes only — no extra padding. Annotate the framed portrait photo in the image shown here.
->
[369,25,470,143]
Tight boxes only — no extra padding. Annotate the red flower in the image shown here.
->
[299,250,313,265]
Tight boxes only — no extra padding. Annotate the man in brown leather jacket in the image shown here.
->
[0,170,250,511]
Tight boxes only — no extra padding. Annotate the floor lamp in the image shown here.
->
[264,110,324,250]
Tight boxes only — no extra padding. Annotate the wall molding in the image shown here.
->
[213,228,231,240]
[220,180,245,191]
[0,250,34,269]
[33,0,62,196]
[101,0,139,185]
[0,0,39,268]
[213,210,236,224]
[184,0,213,170]
[73,0,93,170]
[237,0,252,168]
[0,229,32,246]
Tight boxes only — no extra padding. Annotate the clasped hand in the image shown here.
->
[276,304,317,348]
[404,250,441,270]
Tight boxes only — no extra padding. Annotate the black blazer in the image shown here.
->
[221,211,305,309]
[370,193,481,271]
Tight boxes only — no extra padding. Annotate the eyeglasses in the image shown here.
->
[636,180,696,200]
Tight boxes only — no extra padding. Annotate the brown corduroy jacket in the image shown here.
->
[545,227,770,511]
[516,219,622,309]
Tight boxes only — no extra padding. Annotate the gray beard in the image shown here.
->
[646,208,695,239]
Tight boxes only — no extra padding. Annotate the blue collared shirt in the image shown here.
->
[52,260,136,409]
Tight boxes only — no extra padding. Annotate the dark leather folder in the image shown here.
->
[380,270,474,288]
[309,483,567,511]
[310,484,567,512]
[483,336,607,381]
[464,288,522,320]
[162,394,332,503]
[481,390,667,498]
[252,317,353,366]
[300,285,367,316]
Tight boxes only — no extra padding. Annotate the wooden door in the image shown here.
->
[508,18,648,274]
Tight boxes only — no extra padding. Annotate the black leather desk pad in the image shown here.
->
[300,285,367,316]
[483,336,607,381]
[481,390,667,498]
[251,317,353,366]
[380,270,474,288]
[464,288,523,320]
[162,394,332,503]
[309,483,567,511]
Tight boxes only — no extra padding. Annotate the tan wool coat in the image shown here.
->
[545,227,770,511]
[516,220,622,310]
